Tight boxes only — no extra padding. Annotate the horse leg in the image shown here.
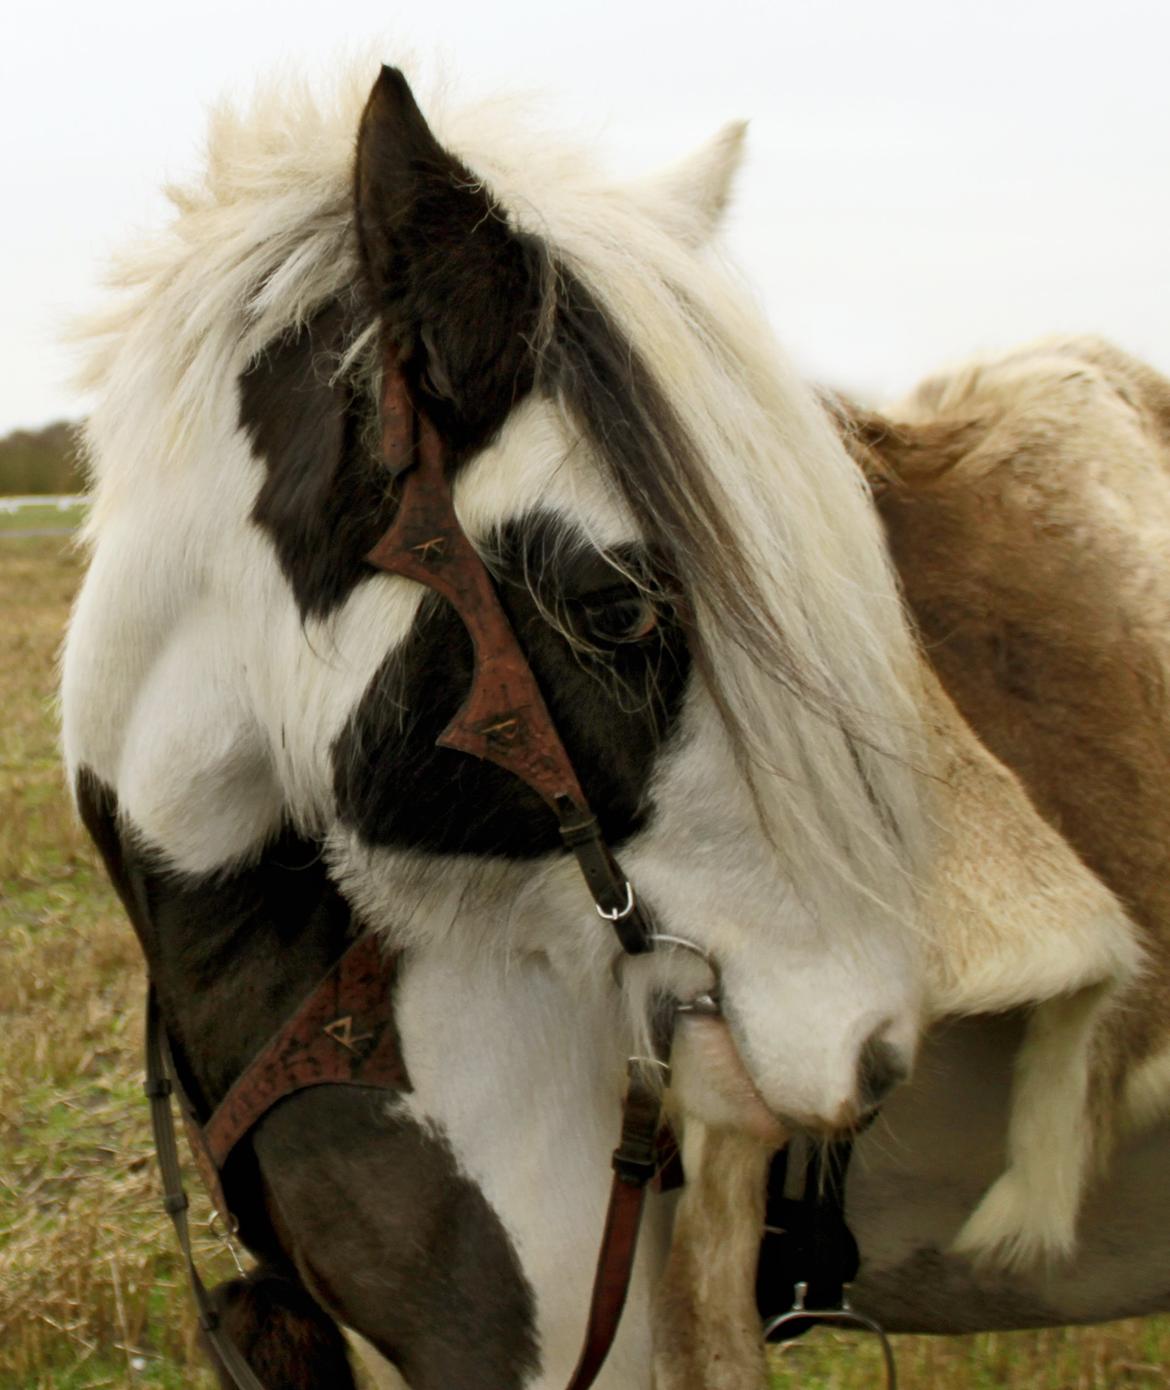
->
[652,1123,770,1390]
[248,1087,542,1390]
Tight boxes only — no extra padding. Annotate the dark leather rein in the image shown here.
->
[144,352,696,1390]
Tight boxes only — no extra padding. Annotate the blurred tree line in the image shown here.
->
[0,421,84,494]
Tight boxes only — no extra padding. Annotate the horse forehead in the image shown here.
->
[452,397,637,551]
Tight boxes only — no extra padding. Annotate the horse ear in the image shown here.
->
[353,67,454,293]
[354,66,542,451]
[638,121,748,246]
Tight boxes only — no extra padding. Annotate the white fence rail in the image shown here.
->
[0,495,84,514]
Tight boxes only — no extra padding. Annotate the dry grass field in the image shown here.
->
[1,530,226,1389]
[4,523,1170,1388]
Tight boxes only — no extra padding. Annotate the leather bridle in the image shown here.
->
[367,355,656,958]
[144,348,718,1389]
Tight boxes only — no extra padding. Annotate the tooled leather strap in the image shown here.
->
[366,362,653,955]
[151,978,668,1390]
[145,939,409,1390]
[203,934,409,1169]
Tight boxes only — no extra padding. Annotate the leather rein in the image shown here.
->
[144,350,705,1390]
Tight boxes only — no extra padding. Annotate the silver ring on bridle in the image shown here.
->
[611,931,723,1016]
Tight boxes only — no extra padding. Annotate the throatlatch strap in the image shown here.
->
[145,989,268,1390]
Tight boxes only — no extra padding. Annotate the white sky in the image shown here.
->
[3,0,1168,436]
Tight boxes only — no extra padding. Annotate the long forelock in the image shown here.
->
[522,221,933,933]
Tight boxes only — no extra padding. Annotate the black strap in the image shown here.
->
[756,1139,860,1340]
[557,803,653,954]
[144,989,268,1390]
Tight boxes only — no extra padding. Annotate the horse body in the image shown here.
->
[847,335,1170,1321]
[850,1014,1170,1333]
[655,339,1170,1385]
[62,61,935,1386]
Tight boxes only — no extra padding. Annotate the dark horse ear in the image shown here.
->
[354,66,545,454]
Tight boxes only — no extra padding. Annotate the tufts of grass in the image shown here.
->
[0,503,86,536]
[0,537,225,1387]
[767,1322,1170,1388]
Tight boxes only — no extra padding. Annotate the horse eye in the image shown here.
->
[578,592,659,645]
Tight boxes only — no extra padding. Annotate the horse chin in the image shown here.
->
[669,1013,789,1148]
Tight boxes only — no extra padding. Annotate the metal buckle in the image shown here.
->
[596,880,636,923]
[612,932,722,1016]
[764,1281,898,1389]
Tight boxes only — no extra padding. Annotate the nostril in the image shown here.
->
[857,1032,910,1114]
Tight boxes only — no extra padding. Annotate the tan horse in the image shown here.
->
[655,337,1170,1386]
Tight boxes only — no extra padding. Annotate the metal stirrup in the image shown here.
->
[765,1281,898,1390]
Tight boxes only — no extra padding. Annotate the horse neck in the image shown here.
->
[80,766,352,1113]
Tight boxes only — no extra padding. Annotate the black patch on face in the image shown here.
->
[244,70,549,621]
[332,517,691,857]
[255,1087,541,1390]
[241,203,542,625]
[242,302,402,620]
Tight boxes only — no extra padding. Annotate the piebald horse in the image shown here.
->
[61,57,1156,1388]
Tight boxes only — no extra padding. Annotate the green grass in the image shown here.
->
[766,1323,1170,1388]
[0,502,85,535]
[5,536,1170,1388]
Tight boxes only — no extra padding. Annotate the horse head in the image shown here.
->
[66,65,933,1155]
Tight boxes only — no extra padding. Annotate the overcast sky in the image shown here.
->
[3,0,1168,437]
